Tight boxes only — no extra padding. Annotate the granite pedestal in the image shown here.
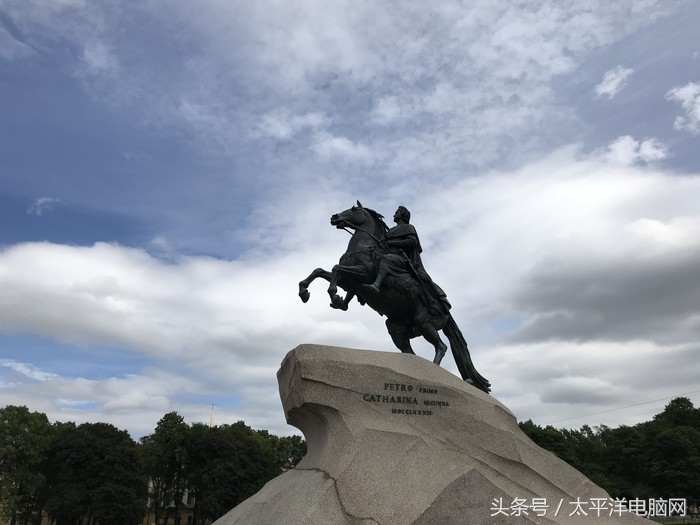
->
[213,344,649,524]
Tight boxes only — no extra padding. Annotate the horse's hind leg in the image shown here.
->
[298,268,332,303]
[426,329,448,365]
[386,319,415,355]
[414,310,447,365]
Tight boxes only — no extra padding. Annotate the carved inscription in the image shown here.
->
[362,382,450,416]
[362,394,418,404]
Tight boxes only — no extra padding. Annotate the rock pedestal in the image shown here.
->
[213,344,648,525]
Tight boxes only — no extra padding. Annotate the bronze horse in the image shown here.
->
[298,202,491,394]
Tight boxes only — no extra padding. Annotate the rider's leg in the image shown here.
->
[366,258,388,293]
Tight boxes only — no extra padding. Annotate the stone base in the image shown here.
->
[213,344,648,525]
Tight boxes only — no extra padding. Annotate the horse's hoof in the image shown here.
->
[299,289,310,303]
[363,283,381,294]
[329,296,345,310]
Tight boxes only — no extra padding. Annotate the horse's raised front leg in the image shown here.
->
[328,264,367,309]
[298,268,332,303]
[334,290,355,311]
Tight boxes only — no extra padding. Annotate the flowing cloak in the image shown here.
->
[381,224,451,314]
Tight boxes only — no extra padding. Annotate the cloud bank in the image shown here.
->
[2,144,700,434]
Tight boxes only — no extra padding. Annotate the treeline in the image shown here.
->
[5,398,698,525]
[0,407,305,525]
[519,397,700,502]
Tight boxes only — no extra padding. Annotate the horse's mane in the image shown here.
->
[363,207,389,235]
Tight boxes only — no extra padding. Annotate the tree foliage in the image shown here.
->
[141,412,189,525]
[0,406,53,525]
[519,397,700,502]
[140,415,306,525]
[44,422,147,525]
[185,422,277,524]
[3,398,698,522]
[253,430,307,473]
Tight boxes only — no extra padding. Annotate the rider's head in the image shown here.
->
[395,206,411,223]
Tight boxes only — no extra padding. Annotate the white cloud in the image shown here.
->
[2,0,699,439]
[483,340,700,428]
[81,40,118,74]
[0,359,58,381]
[0,1,681,170]
[4,145,700,435]
[177,99,229,132]
[605,135,668,165]
[311,132,375,163]
[0,364,206,437]
[666,81,700,135]
[256,112,328,140]
[594,66,634,99]
[624,216,700,250]
[0,242,339,360]
[370,96,408,125]
[149,235,173,252]
[26,197,63,216]
[0,26,34,61]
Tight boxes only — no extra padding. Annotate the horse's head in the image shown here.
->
[330,200,368,230]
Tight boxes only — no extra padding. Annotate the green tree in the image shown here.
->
[648,426,700,500]
[559,425,615,491]
[45,422,147,525]
[186,422,277,525]
[595,424,651,499]
[520,398,700,501]
[43,422,84,525]
[0,406,53,525]
[653,397,700,430]
[518,420,577,465]
[141,412,190,525]
[253,430,306,472]
[272,434,306,470]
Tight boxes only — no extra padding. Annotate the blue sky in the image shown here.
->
[1,0,700,438]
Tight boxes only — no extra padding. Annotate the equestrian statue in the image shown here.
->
[298,201,491,394]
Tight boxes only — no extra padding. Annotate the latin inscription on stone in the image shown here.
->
[362,383,449,416]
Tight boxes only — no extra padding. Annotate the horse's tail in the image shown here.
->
[443,314,491,394]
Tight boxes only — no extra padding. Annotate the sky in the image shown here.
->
[1,0,700,440]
